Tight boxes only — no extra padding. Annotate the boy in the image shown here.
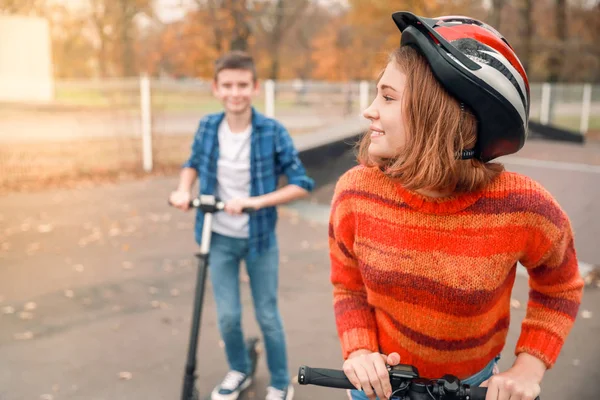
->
[170,51,313,400]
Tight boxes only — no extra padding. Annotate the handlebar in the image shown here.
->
[169,195,255,213]
[298,365,539,400]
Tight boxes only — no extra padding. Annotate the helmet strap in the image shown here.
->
[457,102,475,159]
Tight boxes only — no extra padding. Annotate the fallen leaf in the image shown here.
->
[148,287,159,295]
[18,311,34,320]
[122,244,130,252]
[510,299,521,309]
[21,223,31,232]
[109,228,121,237]
[73,264,85,273]
[38,224,54,233]
[14,331,34,340]
[24,302,37,311]
[64,290,75,298]
[581,310,592,319]
[118,371,133,380]
[572,359,580,367]
[218,340,225,348]
[40,394,54,400]
[151,301,160,309]
[52,384,60,392]
[2,306,15,314]
[301,241,310,249]
[178,259,192,267]
[122,261,133,270]
[170,289,180,297]
[27,242,41,253]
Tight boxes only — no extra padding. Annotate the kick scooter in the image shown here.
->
[172,195,260,400]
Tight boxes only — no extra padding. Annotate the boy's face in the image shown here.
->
[212,69,258,115]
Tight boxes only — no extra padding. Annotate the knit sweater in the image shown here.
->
[329,165,584,380]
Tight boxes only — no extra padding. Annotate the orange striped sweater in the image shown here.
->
[329,165,584,379]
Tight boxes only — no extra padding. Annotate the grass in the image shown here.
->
[54,86,323,113]
[545,115,600,134]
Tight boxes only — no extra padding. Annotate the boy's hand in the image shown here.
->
[169,190,192,211]
[481,353,545,400]
[224,197,263,215]
[342,350,401,400]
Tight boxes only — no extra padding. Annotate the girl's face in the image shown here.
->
[363,61,407,159]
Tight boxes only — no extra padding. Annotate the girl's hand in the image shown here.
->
[481,353,545,400]
[342,350,401,400]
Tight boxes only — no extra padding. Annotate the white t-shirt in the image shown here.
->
[212,119,252,238]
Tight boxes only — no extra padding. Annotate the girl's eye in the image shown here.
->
[383,95,394,102]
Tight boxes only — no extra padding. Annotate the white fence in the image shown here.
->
[0,78,598,189]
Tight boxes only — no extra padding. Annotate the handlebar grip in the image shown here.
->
[297,366,356,390]
[241,207,256,213]
[469,386,487,400]
[469,387,540,400]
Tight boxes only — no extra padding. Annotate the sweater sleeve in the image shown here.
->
[516,191,584,368]
[329,173,379,359]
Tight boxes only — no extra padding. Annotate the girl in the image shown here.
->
[329,12,584,400]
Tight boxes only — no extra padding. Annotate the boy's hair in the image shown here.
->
[357,46,503,193]
[213,50,257,82]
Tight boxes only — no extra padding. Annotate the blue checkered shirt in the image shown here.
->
[182,108,314,254]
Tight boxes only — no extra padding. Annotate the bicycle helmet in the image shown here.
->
[392,12,530,161]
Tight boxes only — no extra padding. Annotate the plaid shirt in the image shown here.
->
[183,108,314,254]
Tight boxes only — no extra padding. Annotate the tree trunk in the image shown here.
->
[488,0,505,29]
[520,0,533,73]
[268,0,285,80]
[547,0,567,82]
[206,0,223,53]
[118,0,135,77]
[225,0,250,51]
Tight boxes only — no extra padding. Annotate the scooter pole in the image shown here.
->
[178,196,222,400]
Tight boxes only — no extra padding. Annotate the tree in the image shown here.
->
[547,0,567,82]
[488,0,506,29]
[86,0,155,77]
[0,0,42,15]
[260,0,309,80]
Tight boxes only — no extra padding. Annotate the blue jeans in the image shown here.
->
[349,355,500,400]
[208,231,289,390]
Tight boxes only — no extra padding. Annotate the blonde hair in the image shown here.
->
[357,46,503,193]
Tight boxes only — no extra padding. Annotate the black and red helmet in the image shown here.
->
[392,12,530,162]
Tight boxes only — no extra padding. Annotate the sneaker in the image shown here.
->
[211,371,252,400]
[265,385,294,400]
